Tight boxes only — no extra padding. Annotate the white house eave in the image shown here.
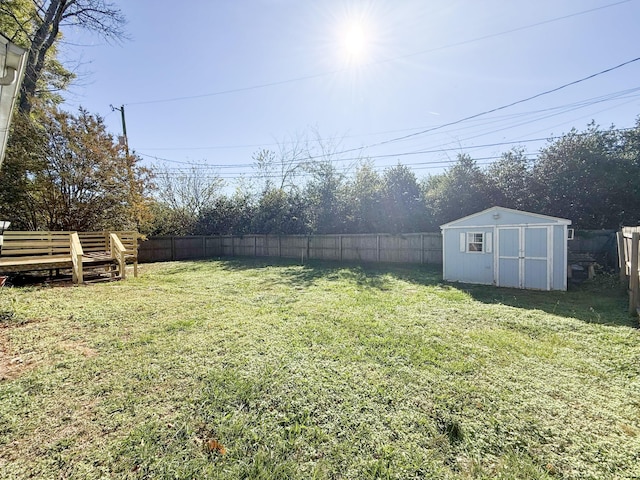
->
[0,33,28,168]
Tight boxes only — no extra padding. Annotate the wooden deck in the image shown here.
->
[0,253,111,271]
[0,231,139,284]
[0,254,74,272]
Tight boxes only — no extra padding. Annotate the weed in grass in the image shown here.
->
[435,410,464,445]
[0,309,17,325]
[0,301,29,328]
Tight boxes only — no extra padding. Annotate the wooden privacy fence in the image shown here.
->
[138,233,443,266]
[618,227,640,316]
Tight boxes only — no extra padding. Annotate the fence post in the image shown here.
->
[629,233,639,316]
[278,235,282,258]
[376,235,380,263]
[306,236,310,261]
[617,231,626,285]
[231,236,235,257]
[421,234,425,264]
[171,236,176,261]
[254,236,257,257]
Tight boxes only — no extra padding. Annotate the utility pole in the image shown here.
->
[110,104,129,155]
[111,103,139,229]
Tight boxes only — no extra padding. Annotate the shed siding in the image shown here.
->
[443,228,494,285]
[552,225,566,290]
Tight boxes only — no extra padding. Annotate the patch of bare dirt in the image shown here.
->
[0,327,38,381]
[59,341,98,358]
[0,330,98,381]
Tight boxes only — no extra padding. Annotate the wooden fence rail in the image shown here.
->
[618,227,640,316]
[138,233,444,266]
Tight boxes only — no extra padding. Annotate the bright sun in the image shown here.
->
[339,20,371,64]
[327,6,383,70]
[344,24,367,59]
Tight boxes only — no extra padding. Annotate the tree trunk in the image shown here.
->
[18,0,67,114]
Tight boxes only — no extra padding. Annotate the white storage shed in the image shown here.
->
[440,206,571,291]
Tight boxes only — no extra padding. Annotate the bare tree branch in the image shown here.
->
[17,0,127,114]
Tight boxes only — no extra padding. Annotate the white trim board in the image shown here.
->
[440,206,571,228]
[442,222,567,230]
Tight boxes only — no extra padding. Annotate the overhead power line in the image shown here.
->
[139,125,636,170]
[387,0,633,63]
[140,62,634,164]
[123,0,631,106]
[156,153,541,180]
[348,56,640,152]
[136,86,640,152]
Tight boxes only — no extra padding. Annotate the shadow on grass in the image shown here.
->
[213,256,442,290]
[460,278,634,328]
[180,257,634,328]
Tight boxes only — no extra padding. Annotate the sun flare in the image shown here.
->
[343,23,368,59]
[337,18,373,65]
[324,5,387,72]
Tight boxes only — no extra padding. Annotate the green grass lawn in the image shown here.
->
[1,259,639,479]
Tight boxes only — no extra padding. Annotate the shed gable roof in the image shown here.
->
[440,206,571,229]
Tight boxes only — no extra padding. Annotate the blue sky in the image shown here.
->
[62,0,640,185]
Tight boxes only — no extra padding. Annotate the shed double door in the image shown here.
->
[497,226,550,290]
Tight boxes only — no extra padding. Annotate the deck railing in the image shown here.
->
[70,232,84,284]
[110,233,127,280]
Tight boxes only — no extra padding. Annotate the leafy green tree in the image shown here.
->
[619,119,640,225]
[304,160,348,234]
[424,154,494,226]
[485,147,534,211]
[380,163,429,233]
[0,110,47,227]
[0,0,33,46]
[0,105,151,230]
[345,162,384,233]
[532,123,640,228]
[141,201,192,237]
[252,188,308,234]
[194,193,256,236]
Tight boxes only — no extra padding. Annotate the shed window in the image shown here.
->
[468,232,484,252]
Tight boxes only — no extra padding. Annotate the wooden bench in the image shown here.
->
[0,231,84,283]
[0,230,140,284]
